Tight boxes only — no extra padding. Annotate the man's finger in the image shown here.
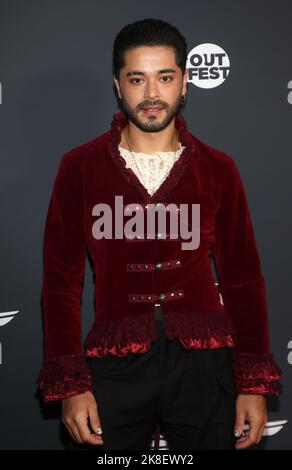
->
[88,402,103,437]
[76,415,104,445]
[235,419,261,449]
[66,422,83,444]
[256,423,266,444]
[234,408,245,439]
[252,417,265,444]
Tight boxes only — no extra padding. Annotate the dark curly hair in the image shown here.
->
[112,18,188,79]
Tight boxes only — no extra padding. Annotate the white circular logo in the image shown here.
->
[187,43,230,89]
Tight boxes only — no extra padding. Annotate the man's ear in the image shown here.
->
[182,68,188,96]
[113,77,122,99]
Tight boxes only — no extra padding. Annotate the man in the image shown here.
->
[37,18,281,450]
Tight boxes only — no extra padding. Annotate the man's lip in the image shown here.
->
[141,106,164,110]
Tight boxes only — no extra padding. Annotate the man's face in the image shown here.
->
[113,46,188,132]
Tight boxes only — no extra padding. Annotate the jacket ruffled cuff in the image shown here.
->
[37,353,94,403]
[233,352,282,396]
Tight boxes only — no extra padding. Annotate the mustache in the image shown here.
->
[139,102,167,109]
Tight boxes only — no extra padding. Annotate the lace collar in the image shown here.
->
[107,110,197,203]
[118,141,185,157]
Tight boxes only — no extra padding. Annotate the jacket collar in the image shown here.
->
[107,111,197,204]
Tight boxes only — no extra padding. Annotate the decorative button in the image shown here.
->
[129,289,185,303]
[125,232,183,242]
[127,259,182,272]
[123,203,180,214]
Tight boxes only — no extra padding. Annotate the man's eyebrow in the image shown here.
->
[126,68,177,77]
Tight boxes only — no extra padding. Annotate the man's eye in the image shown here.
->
[129,79,143,84]
[129,77,173,84]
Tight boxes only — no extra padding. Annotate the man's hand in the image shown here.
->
[61,391,104,446]
[234,394,267,449]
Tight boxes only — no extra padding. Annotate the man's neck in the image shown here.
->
[120,117,180,154]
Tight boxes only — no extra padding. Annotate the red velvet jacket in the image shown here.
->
[37,110,282,403]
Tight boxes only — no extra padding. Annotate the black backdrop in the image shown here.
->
[0,0,291,449]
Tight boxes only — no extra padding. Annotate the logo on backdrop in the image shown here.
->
[0,310,20,365]
[288,339,292,364]
[288,80,292,104]
[187,43,230,89]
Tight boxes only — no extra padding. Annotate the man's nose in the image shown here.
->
[144,79,160,101]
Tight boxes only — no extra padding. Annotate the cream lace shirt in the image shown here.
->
[118,142,186,196]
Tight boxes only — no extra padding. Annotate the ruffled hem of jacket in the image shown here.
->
[84,310,236,357]
[233,352,282,396]
[37,353,94,403]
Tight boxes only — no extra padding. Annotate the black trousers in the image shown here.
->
[65,305,237,450]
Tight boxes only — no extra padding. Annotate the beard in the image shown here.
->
[119,93,183,133]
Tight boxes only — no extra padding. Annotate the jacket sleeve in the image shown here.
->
[213,156,282,396]
[36,150,93,404]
